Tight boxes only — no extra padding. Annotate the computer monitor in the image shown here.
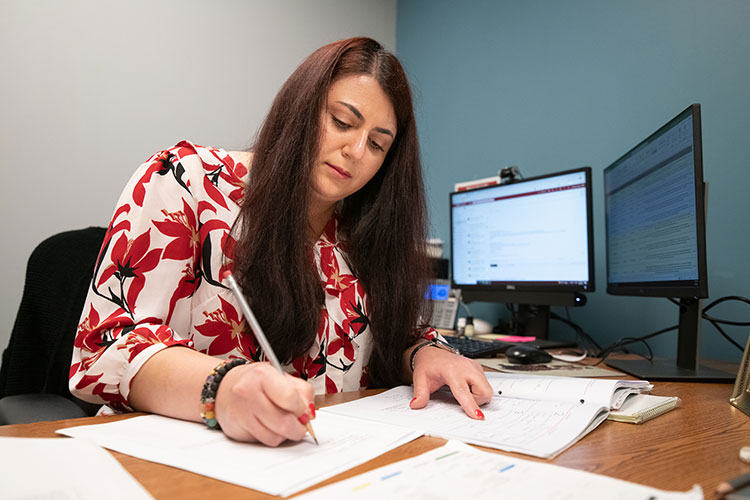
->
[603,103,734,382]
[450,167,595,338]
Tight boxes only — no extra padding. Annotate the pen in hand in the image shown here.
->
[221,270,319,445]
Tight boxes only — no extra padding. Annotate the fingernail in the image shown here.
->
[409,397,417,408]
[475,409,485,420]
[308,403,316,418]
[298,413,310,425]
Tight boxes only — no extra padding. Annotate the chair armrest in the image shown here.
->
[0,393,89,425]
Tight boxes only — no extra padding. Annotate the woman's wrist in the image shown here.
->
[406,338,460,377]
[200,358,249,429]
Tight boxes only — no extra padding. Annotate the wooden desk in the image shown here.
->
[1,382,748,499]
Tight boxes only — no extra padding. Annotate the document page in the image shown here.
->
[485,372,653,409]
[296,440,704,500]
[57,413,421,497]
[0,436,154,500]
[320,386,609,458]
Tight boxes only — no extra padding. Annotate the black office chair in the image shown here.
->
[0,227,107,424]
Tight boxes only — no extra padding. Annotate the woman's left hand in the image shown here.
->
[408,345,494,419]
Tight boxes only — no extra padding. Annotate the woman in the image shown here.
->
[70,37,492,446]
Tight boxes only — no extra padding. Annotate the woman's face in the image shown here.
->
[311,74,397,211]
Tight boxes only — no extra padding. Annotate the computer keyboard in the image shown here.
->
[444,336,511,359]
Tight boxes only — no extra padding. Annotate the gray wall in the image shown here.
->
[397,0,749,362]
[0,0,396,353]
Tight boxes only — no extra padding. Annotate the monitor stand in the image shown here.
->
[605,298,736,383]
[514,304,550,338]
[509,304,577,349]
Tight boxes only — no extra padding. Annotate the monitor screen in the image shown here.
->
[604,104,708,298]
[602,104,731,382]
[450,167,594,298]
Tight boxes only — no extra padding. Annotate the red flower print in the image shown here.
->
[218,232,237,277]
[75,305,110,371]
[320,247,356,294]
[133,151,172,207]
[203,173,229,210]
[166,261,200,324]
[118,324,190,363]
[423,328,437,341]
[195,296,257,357]
[133,150,192,206]
[153,199,199,261]
[325,375,338,394]
[205,146,247,204]
[152,202,203,322]
[340,292,369,336]
[96,229,162,317]
[328,322,355,360]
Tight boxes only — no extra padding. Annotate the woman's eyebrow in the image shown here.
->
[336,101,394,137]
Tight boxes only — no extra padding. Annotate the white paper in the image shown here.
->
[320,385,607,458]
[296,440,704,500]
[0,436,154,500]
[56,413,421,497]
[484,372,653,409]
[321,375,653,459]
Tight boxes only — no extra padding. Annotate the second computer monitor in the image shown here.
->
[450,167,595,336]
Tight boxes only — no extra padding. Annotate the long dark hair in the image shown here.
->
[231,37,431,388]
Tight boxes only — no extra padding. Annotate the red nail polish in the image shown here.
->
[409,397,417,407]
[298,413,310,425]
[475,409,485,420]
[309,403,316,418]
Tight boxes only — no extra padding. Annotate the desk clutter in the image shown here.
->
[35,373,703,498]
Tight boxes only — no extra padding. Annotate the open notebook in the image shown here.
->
[320,373,653,459]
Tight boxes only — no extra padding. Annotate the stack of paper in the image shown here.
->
[320,374,653,459]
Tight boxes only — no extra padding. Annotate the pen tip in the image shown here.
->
[221,270,232,280]
[306,423,319,445]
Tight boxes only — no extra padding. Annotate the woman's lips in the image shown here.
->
[326,162,352,178]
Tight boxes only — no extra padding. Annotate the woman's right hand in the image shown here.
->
[214,361,316,446]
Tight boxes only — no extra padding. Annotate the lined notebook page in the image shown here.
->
[607,394,681,424]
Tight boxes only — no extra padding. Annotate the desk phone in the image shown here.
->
[427,280,460,330]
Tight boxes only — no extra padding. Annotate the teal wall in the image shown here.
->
[397,0,749,362]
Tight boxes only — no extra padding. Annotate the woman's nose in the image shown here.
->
[342,131,367,160]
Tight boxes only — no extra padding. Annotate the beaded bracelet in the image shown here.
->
[409,338,460,372]
[200,358,249,429]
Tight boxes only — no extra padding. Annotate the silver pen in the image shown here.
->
[222,270,318,445]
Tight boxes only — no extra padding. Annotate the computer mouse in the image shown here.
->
[505,344,552,365]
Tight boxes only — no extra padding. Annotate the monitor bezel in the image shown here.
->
[604,104,708,299]
[449,166,596,300]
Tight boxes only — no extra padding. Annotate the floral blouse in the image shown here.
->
[69,141,437,412]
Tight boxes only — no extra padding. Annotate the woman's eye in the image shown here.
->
[332,115,350,129]
[369,139,384,152]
